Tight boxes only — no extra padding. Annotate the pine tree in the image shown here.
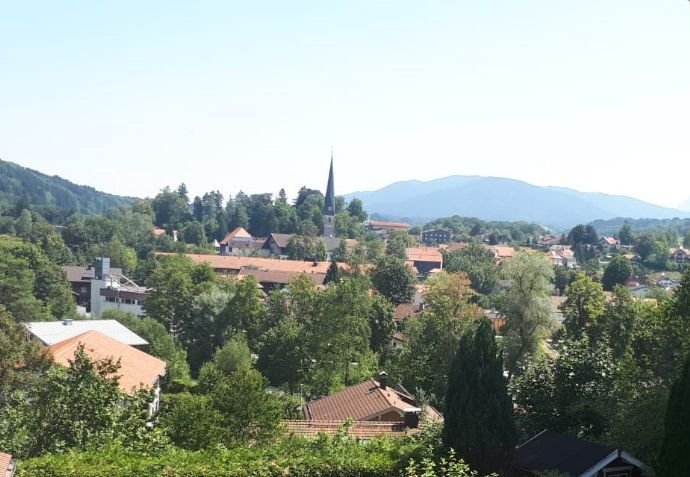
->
[659,353,690,477]
[443,319,517,475]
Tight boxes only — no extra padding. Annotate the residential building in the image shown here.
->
[485,245,516,262]
[63,264,123,310]
[367,220,410,239]
[89,258,148,318]
[152,227,178,242]
[546,246,576,268]
[391,331,407,350]
[536,234,565,249]
[512,430,646,477]
[219,227,267,256]
[421,229,451,245]
[264,233,294,258]
[405,247,443,277]
[599,236,621,252]
[670,247,690,264]
[303,373,442,424]
[167,253,335,275]
[0,452,15,477]
[24,319,148,348]
[237,267,327,290]
[323,155,336,237]
[48,331,166,415]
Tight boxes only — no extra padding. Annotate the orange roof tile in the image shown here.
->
[48,331,166,395]
[283,420,412,439]
[304,379,440,422]
[157,253,335,274]
[0,453,13,477]
[406,247,443,263]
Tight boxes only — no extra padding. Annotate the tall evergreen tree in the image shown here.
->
[443,319,516,475]
[659,353,690,477]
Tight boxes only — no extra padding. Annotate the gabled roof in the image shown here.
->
[406,247,443,263]
[394,303,419,322]
[268,233,296,249]
[486,245,516,259]
[0,452,14,477]
[304,379,441,422]
[62,265,123,282]
[513,430,644,477]
[600,236,620,246]
[48,331,166,394]
[25,320,148,346]
[219,227,253,244]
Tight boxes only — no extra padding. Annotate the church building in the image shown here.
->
[323,156,336,237]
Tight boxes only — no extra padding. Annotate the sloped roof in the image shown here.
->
[62,265,123,282]
[600,236,620,246]
[268,233,296,249]
[284,420,410,439]
[0,452,14,477]
[394,303,418,322]
[48,331,166,394]
[406,247,443,263]
[513,430,635,477]
[486,245,516,259]
[238,268,326,287]
[25,320,148,346]
[304,379,437,422]
[158,253,334,274]
[220,227,253,244]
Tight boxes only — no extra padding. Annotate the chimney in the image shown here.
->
[403,408,421,429]
[378,371,389,389]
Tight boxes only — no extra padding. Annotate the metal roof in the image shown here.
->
[24,319,148,346]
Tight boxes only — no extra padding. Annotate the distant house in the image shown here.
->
[303,374,442,424]
[599,236,620,252]
[485,245,516,263]
[670,247,690,264]
[483,309,507,333]
[264,233,295,258]
[391,331,407,350]
[536,234,564,249]
[24,319,149,348]
[152,227,178,242]
[512,430,646,477]
[406,247,443,277]
[421,229,451,245]
[48,331,166,415]
[219,227,267,256]
[63,264,123,310]
[546,246,576,268]
[367,220,410,239]
[0,452,15,477]
[87,258,148,318]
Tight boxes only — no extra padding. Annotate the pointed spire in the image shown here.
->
[324,151,335,216]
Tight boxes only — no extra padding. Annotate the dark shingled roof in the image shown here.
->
[513,430,617,476]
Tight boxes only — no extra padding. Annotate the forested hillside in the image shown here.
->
[0,159,135,219]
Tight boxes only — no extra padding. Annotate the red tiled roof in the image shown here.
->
[0,453,13,477]
[157,253,335,274]
[238,267,326,286]
[304,379,438,422]
[394,303,418,322]
[48,331,166,395]
[600,236,620,246]
[283,420,412,439]
[406,247,443,263]
[440,242,467,253]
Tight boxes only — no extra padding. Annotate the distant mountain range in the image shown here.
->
[0,159,135,216]
[345,176,690,231]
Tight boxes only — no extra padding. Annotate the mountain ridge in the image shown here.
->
[345,175,689,231]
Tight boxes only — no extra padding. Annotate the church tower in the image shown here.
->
[323,154,336,237]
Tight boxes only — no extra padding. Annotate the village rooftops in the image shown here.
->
[237,267,327,287]
[367,220,410,230]
[24,319,148,347]
[158,252,337,274]
[48,330,166,394]
[405,247,443,263]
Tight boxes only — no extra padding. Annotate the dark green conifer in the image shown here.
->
[659,353,690,477]
[443,319,516,475]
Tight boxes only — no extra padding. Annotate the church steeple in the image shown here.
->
[323,152,336,237]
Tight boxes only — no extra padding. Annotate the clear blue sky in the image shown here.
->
[1,1,689,208]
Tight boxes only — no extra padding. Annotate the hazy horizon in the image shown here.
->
[2,2,690,209]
